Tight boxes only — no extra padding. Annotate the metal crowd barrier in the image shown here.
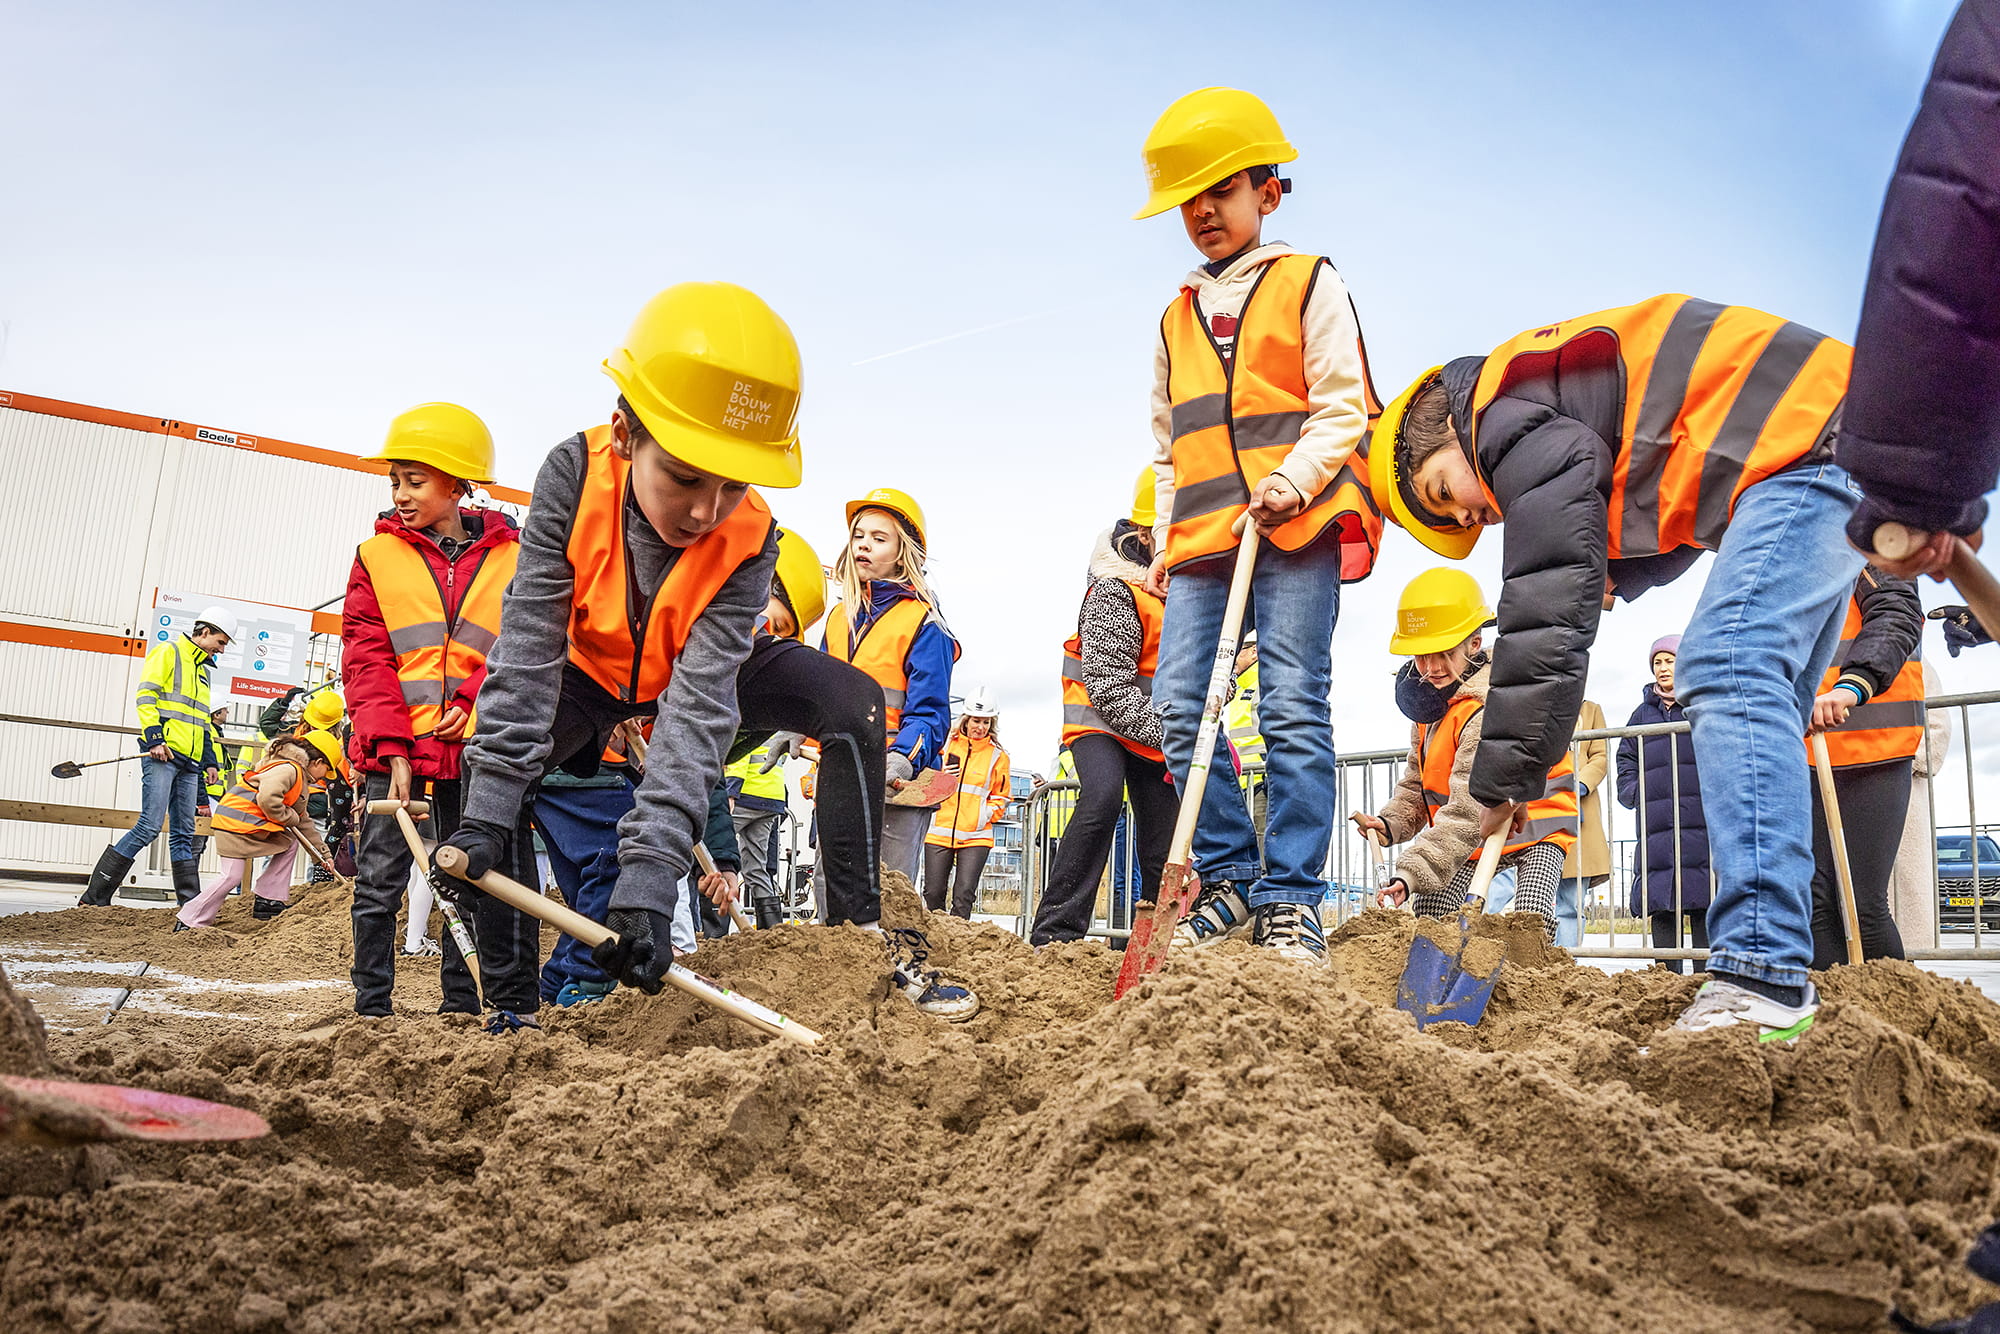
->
[1012,689,2000,962]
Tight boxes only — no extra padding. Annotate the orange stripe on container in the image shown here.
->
[0,619,149,657]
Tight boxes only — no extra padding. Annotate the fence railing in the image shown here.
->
[1005,689,2000,962]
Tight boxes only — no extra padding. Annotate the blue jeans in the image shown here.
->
[1556,877,1585,949]
[1676,462,1861,989]
[113,756,201,862]
[1483,866,1518,914]
[1157,536,1341,907]
[533,782,634,999]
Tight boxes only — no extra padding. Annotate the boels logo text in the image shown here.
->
[194,426,257,449]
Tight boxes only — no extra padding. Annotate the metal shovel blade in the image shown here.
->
[0,1075,271,1145]
[49,761,83,780]
[1394,929,1501,1031]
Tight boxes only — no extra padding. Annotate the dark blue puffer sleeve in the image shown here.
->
[1841,0,2000,541]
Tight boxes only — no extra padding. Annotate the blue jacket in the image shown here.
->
[1615,685,1711,914]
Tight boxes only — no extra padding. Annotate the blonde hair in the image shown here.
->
[834,507,941,633]
[953,712,1001,747]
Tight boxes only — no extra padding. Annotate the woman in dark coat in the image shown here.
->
[1616,635,1711,972]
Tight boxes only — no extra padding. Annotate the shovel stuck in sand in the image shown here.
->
[1395,830,1506,1031]
[0,1074,270,1147]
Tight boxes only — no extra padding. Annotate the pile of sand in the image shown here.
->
[4,880,2000,1331]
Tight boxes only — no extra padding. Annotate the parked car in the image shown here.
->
[1938,833,2000,932]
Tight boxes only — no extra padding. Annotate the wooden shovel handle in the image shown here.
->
[1874,522,2000,642]
[365,799,431,816]
[1809,734,1866,966]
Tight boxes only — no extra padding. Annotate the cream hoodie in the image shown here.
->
[1149,242,1371,551]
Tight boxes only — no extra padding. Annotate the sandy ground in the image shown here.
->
[3,876,2000,1332]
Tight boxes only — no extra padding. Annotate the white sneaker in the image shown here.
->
[399,937,442,958]
[1252,901,1328,967]
[1671,978,1818,1043]
[1172,879,1251,949]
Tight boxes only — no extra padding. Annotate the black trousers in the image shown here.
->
[922,844,991,918]
[1030,734,1177,945]
[1810,756,1912,968]
[351,773,541,1016]
[1649,908,1709,975]
[543,635,887,928]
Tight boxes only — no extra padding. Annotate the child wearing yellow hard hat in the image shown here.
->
[1351,571,1576,942]
[344,400,534,1021]
[822,487,961,887]
[1133,87,1385,966]
[1370,294,1860,1043]
[176,731,339,929]
[443,285,976,1022]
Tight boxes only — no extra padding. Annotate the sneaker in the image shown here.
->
[171,919,190,933]
[1252,901,1327,966]
[1172,879,1251,949]
[399,938,442,958]
[1671,978,1818,1043]
[483,1010,543,1036]
[885,928,980,1022]
[554,979,616,1007]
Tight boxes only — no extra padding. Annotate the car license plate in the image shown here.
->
[1949,896,1981,907]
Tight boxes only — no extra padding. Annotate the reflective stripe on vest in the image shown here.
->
[1223,661,1264,780]
[136,636,214,762]
[1058,578,1165,763]
[211,757,304,837]
[564,426,775,704]
[1468,295,1848,561]
[928,736,1007,848]
[825,592,943,735]
[1817,592,1925,767]
[725,743,787,802]
[1417,695,1577,859]
[356,530,518,739]
[1160,254,1383,576]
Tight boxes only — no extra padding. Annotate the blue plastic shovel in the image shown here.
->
[1395,830,1506,1031]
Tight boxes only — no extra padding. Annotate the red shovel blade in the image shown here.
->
[1113,863,1202,999]
[0,1075,271,1144]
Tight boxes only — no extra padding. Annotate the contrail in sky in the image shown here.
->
[850,304,1084,366]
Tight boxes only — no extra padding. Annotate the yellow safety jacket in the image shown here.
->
[1224,662,1265,789]
[136,634,216,765]
[926,734,1011,850]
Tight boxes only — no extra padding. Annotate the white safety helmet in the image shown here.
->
[961,687,998,720]
[193,605,240,645]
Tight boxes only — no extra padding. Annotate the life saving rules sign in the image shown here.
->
[151,590,312,706]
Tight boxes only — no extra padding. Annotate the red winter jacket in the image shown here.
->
[342,509,521,781]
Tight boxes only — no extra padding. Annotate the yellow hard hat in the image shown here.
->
[602,282,804,489]
[1134,87,1298,220]
[1390,568,1494,656]
[773,526,827,640]
[1368,367,1481,560]
[1131,464,1158,528]
[365,402,495,484]
[299,729,346,774]
[845,487,928,550]
[301,690,345,731]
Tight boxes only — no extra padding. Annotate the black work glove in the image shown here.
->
[592,907,678,994]
[1931,604,1993,657]
[435,817,510,884]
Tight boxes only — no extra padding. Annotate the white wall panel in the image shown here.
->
[0,408,171,631]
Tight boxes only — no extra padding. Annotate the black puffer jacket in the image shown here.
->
[1832,567,1924,705]
[1615,685,1711,915]
[1841,0,2000,543]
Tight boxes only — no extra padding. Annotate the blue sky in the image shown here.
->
[2,0,1980,780]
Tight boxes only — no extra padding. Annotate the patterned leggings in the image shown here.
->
[1412,840,1565,942]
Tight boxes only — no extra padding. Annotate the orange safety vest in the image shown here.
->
[1160,253,1383,577]
[1816,593,1925,768]
[565,425,775,705]
[355,532,518,739]
[926,734,1010,849]
[1418,694,1577,858]
[211,757,305,838]
[824,590,955,736]
[1059,579,1165,763]
[1467,295,1849,560]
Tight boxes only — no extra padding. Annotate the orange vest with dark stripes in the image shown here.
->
[565,425,775,705]
[1419,694,1577,858]
[824,592,954,736]
[1468,295,1849,559]
[1060,580,1165,763]
[1817,593,1925,768]
[356,531,517,740]
[211,757,305,837]
[1160,254,1383,576]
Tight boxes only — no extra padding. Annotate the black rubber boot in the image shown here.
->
[252,896,288,920]
[753,889,785,929]
[78,846,136,906]
[170,860,201,907]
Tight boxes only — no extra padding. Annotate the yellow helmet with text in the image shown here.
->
[1389,568,1493,656]
[772,526,828,639]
